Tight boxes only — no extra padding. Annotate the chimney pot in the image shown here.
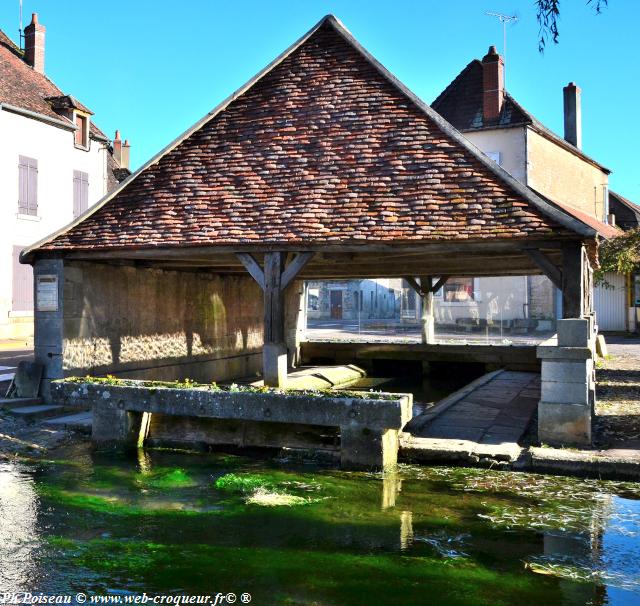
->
[24,12,46,73]
[481,46,504,122]
[563,82,582,149]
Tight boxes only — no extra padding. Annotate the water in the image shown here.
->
[2,445,640,605]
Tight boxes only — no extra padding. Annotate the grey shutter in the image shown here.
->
[73,170,89,217]
[18,156,38,215]
[12,246,34,311]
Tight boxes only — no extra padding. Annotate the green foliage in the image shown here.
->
[595,227,640,283]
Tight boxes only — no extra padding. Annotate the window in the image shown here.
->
[73,170,89,218]
[74,113,89,148]
[12,246,33,312]
[443,278,475,302]
[307,287,319,311]
[18,155,38,215]
[486,151,501,165]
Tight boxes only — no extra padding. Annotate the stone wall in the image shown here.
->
[62,261,301,383]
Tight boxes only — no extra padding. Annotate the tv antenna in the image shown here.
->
[486,11,518,87]
[18,0,24,50]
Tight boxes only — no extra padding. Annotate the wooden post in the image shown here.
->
[419,276,435,345]
[561,242,584,319]
[237,251,314,388]
[263,252,287,387]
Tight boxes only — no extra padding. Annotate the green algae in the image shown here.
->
[214,472,274,492]
[9,448,640,603]
[45,536,554,605]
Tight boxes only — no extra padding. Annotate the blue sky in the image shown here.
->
[2,0,638,201]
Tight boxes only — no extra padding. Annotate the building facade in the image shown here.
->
[0,15,129,338]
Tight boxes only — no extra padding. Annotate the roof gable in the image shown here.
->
[432,53,609,174]
[26,16,596,259]
[0,28,106,138]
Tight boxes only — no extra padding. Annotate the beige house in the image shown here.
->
[432,46,631,332]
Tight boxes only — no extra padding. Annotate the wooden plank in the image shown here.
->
[524,249,562,290]
[236,253,265,290]
[281,252,314,290]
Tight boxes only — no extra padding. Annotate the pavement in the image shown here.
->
[305,319,554,346]
[0,343,34,392]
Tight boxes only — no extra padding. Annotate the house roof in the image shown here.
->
[609,190,640,230]
[533,190,621,239]
[0,27,106,139]
[25,15,598,260]
[432,58,610,174]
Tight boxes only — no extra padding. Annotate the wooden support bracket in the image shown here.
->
[236,253,265,290]
[524,249,562,290]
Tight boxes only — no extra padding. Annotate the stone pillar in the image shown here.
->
[537,318,596,447]
[33,258,64,403]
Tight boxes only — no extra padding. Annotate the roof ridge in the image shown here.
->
[22,15,595,261]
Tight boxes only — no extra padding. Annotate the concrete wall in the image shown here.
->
[465,127,527,183]
[62,262,269,382]
[526,128,609,221]
[0,109,109,339]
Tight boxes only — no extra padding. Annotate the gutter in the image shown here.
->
[0,102,76,131]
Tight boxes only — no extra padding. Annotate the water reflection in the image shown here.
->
[1,449,640,604]
[0,463,41,591]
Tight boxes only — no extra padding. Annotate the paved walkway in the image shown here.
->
[406,370,540,447]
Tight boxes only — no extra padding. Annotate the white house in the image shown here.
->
[0,14,129,339]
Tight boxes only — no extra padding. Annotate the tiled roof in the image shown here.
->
[28,16,597,257]
[535,193,621,239]
[609,190,640,231]
[0,28,106,139]
[432,57,610,174]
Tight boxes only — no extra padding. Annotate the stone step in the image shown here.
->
[7,404,72,421]
[0,397,43,407]
[42,411,92,434]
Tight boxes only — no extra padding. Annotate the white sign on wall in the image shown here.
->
[36,275,59,311]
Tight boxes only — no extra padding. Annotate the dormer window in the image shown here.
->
[74,112,90,149]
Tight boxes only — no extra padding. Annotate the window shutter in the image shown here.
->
[12,246,34,312]
[73,170,89,218]
[18,156,38,215]
[18,158,28,214]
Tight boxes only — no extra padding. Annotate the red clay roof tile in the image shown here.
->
[31,16,596,256]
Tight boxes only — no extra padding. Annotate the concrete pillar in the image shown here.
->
[33,258,64,403]
[92,400,143,447]
[340,425,400,469]
[537,318,596,447]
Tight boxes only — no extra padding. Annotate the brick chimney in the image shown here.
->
[563,82,582,149]
[121,140,131,170]
[113,130,122,165]
[481,46,504,122]
[24,13,45,74]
